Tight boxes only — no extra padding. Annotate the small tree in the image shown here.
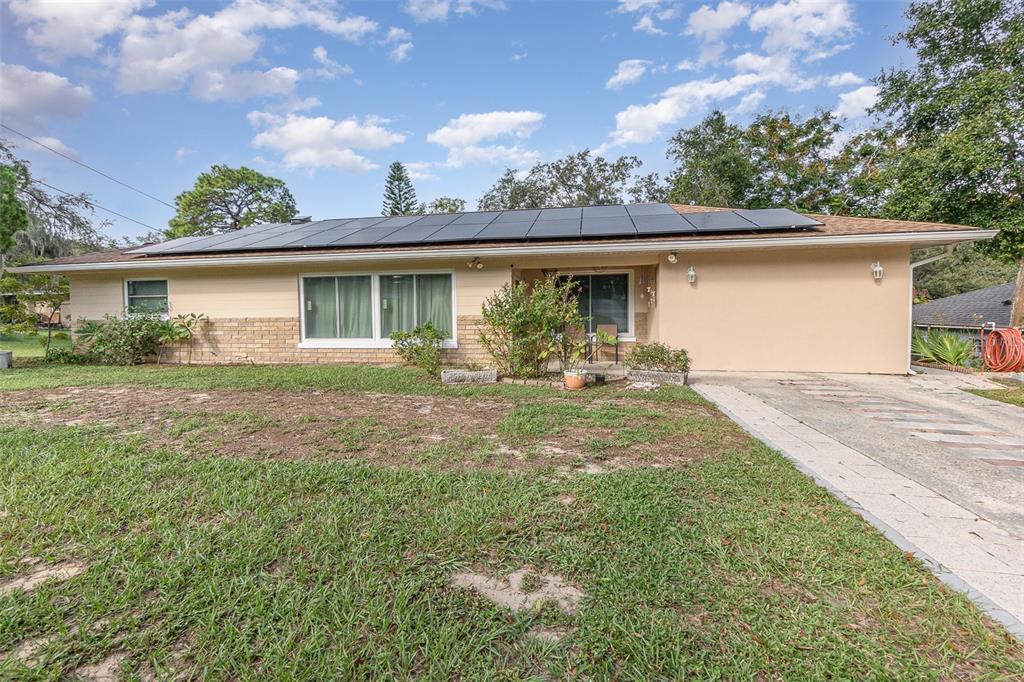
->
[0,274,69,354]
[382,162,418,216]
[478,276,583,378]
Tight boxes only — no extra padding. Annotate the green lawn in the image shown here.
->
[0,332,71,360]
[1,364,1021,678]
[969,378,1024,408]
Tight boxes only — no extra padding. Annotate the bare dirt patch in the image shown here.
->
[452,568,586,615]
[2,633,54,666]
[76,651,128,681]
[0,385,738,472]
[0,559,88,595]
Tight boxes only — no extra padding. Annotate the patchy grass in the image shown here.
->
[0,364,1021,678]
[968,378,1024,408]
[0,332,70,360]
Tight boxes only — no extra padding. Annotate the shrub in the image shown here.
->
[478,276,584,378]
[911,330,974,367]
[85,314,164,365]
[624,342,691,374]
[390,322,445,375]
[44,347,90,364]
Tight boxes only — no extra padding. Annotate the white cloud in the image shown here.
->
[606,59,652,90]
[191,67,301,101]
[311,45,353,79]
[248,111,406,172]
[675,59,697,71]
[444,144,540,169]
[406,161,438,181]
[117,1,377,97]
[382,27,414,62]
[175,147,196,162]
[805,42,852,62]
[732,90,765,114]
[0,62,93,130]
[686,2,750,41]
[748,0,854,54]
[833,85,879,119]
[428,111,543,147]
[826,71,864,87]
[427,110,543,168]
[403,0,505,23]
[8,0,148,60]
[633,14,667,36]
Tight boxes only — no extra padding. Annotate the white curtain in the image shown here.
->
[339,276,372,338]
[304,277,337,338]
[380,274,414,336]
[416,274,452,336]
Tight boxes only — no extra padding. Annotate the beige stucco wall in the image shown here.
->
[67,245,912,373]
[68,259,512,321]
[652,245,911,374]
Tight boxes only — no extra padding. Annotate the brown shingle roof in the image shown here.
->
[25,207,986,268]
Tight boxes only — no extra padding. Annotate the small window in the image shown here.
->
[126,279,168,314]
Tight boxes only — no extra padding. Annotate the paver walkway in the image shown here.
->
[694,377,1024,638]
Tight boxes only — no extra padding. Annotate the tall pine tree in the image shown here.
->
[382,162,417,216]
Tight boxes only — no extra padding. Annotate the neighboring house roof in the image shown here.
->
[913,282,1015,329]
[16,203,994,273]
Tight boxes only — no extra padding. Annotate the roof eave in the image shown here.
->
[12,229,998,274]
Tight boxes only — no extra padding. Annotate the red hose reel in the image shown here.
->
[980,326,1024,372]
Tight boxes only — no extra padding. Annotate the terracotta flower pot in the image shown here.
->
[563,370,587,391]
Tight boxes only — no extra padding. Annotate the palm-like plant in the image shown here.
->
[911,330,974,367]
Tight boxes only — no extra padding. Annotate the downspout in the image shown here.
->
[907,245,955,374]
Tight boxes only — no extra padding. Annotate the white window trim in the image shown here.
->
[298,270,458,349]
[123,278,170,318]
[556,270,635,341]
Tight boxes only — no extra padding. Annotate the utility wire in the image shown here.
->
[37,180,161,232]
[1,123,176,210]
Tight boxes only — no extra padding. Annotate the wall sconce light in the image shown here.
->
[467,257,483,270]
[667,251,678,264]
[687,266,697,284]
[871,261,884,281]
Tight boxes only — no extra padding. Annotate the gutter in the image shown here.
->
[907,244,956,374]
[11,229,997,274]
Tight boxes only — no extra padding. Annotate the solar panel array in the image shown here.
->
[129,204,822,256]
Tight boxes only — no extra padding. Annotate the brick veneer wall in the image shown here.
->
[168,316,491,366]
[159,311,651,366]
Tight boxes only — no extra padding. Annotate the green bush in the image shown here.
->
[390,322,445,375]
[85,314,164,365]
[44,347,90,364]
[911,330,974,367]
[478,276,583,378]
[624,342,691,374]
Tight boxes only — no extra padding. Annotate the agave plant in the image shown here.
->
[911,330,974,367]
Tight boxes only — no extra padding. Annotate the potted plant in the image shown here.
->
[557,329,617,391]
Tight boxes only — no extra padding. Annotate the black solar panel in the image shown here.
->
[681,211,758,232]
[528,219,581,238]
[126,205,822,255]
[734,208,821,228]
[633,214,692,234]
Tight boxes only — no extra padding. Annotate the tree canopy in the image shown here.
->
[874,0,1024,323]
[167,165,297,238]
[382,162,418,216]
[0,139,106,264]
[478,150,652,210]
[421,196,466,214]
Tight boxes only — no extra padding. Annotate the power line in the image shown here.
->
[37,180,161,232]
[1,123,176,210]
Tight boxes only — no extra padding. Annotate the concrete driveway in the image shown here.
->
[691,368,1024,637]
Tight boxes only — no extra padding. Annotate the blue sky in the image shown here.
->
[0,0,912,241]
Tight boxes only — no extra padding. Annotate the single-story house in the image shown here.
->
[913,282,1015,332]
[15,203,995,374]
